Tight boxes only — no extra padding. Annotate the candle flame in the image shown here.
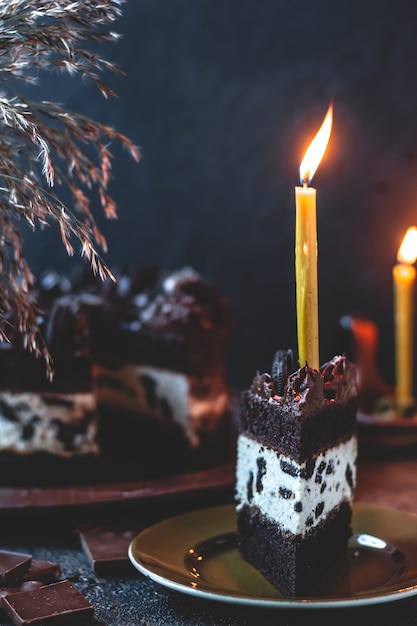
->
[299,104,333,186]
[398,226,417,264]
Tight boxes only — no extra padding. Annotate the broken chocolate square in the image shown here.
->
[1,579,94,625]
[0,551,31,585]
[77,525,142,575]
[21,559,61,584]
[0,581,43,599]
[0,557,61,601]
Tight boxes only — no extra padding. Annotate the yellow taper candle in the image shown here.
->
[295,104,333,370]
[393,226,417,409]
[295,186,319,369]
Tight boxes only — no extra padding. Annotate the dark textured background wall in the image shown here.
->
[21,0,417,388]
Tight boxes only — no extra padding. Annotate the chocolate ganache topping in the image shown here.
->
[320,354,357,403]
[284,365,324,414]
[250,353,356,416]
[250,372,275,398]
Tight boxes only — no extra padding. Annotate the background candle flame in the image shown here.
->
[299,104,333,186]
[397,226,417,264]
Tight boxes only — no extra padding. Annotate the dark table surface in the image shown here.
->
[2,443,417,626]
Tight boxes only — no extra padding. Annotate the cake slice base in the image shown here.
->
[237,501,352,597]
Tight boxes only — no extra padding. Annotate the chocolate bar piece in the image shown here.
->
[0,558,60,600]
[21,559,61,584]
[0,552,31,585]
[1,580,94,625]
[0,559,61,597]
[0,581,43,598]
[77,525,141,575]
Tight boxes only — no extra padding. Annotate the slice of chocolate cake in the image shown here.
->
[235,351,357,597]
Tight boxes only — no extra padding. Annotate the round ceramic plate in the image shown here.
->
[129,502,417,608]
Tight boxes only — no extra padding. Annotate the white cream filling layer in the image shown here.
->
[93,363,229,447]
[235,433,357,536]
[0,391,98,457]
[93,363,188,415]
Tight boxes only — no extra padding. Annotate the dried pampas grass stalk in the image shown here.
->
[0,0,139,374]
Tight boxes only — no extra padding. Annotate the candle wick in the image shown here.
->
[302,179,309,188]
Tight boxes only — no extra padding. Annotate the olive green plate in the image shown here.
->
[129,503,417,608]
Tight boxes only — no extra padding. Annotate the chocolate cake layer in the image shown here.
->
[0,291,99,392]
[0,452,100,486]
[87,266,233,377]
[240,392,357,462]
[96,401,232,477]
[89,314,230,377]
[237,501,352,597]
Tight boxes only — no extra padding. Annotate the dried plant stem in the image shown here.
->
[0,0,139,373]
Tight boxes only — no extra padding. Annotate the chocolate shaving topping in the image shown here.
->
[250,352,357,415]
[285,365,324,412]
[250,372,275,399]
[320,354,357,402]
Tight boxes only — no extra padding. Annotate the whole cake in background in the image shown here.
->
[0,266,234,485]
[235,349,357,596]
